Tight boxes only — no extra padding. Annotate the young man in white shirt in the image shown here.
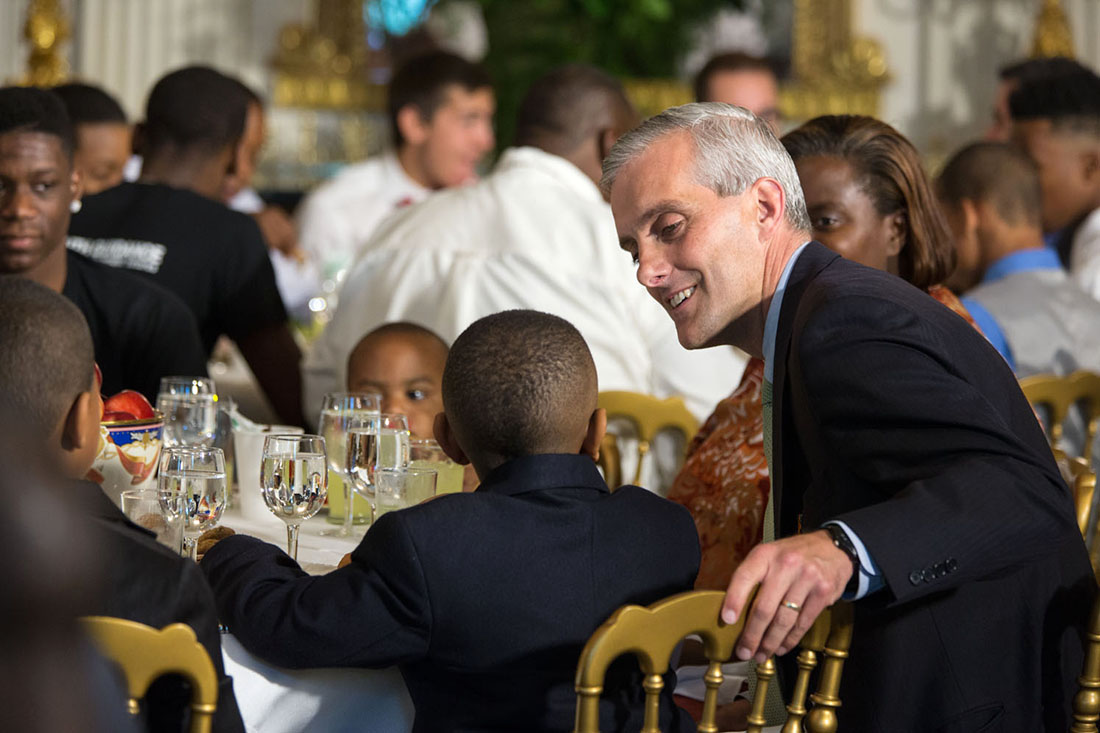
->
[296,50,495,280]
[303,65,746,432]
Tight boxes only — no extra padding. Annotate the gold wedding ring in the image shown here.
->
[782,600,801,611]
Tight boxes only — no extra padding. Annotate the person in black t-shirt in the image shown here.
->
[68,66,306,427]
[0,85,207,402]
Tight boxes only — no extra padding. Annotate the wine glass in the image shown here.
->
[156,376,218,448]
[260,434,327,560]
[347,413,410,523]
[157,446,227,560]
[318,392,381,537]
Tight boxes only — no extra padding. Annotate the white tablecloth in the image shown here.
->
[218,509,414,733]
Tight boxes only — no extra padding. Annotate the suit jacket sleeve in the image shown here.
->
[201,513,431,669]
[790,291,1079,605]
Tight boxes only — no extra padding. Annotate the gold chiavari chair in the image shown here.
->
[596,391,699,489]
[573,589,854,733]
[1074,588,1100,732]
[80,616,219,733]
[1054,448,1098,542]
[1020,371,1100,465]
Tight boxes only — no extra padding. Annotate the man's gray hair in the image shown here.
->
[601,102,811,232]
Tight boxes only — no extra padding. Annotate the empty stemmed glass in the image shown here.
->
[347,413,410,524]
[318,392,381,536]
[157,376,218,448]
[158,446,227,560]
[260,434,327,560]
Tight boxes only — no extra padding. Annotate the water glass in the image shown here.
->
[373,467,438,518]
[377,413,411,471]
[157,376,218,448]
[120,489,182,551]
[318,392,381,536]
[347,414,410,523]
[409,438,464,494]
[158,446,227,560]
[260,434,327,560]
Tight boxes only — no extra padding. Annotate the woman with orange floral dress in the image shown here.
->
[669,115,985,590]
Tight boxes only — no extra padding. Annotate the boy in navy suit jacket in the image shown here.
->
[202,310,700,732]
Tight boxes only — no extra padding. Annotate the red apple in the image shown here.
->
[102,410,137,422]
[103,390,156,420]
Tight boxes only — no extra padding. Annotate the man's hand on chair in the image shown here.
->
[721,530,852,661]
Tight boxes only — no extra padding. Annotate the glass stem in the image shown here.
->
[183,535,197,561]
[343,475,355,536]
[287,523,300,561]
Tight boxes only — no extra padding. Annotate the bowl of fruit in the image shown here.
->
[86,388,164,506]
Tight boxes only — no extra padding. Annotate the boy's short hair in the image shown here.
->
[1009,67,1100,137]
[936,141,1042,228]
[142,65,250,155]
[387,51,492,148]
[51,83,127,125]
[443,310,595,460]
[0,277,94,438]
[348,321,449,372]
[0,86,74,158]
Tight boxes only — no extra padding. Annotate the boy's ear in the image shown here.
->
[433,412,469,466]
[397,104,430,147]
[60,391,100,478]
[581,408,607,462]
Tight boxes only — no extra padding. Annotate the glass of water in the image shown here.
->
[156,376,218,448]
[121,489,182,552]
[373,467,437,518]
[260,434,327,560]
[347,413,410,524]
[157,446,227,560]
[318,392,381,536]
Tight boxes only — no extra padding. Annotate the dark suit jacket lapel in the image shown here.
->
[770,242,839,536]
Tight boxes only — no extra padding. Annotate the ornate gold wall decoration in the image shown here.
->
[779,0,889,122]
[1031,0,1075,59]
[271,0,387,111]
[21,0,70,86]
[623,79,692,120]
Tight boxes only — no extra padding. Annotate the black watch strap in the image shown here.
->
[823,523,860,595]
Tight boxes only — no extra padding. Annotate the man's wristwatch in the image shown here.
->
[823,523,861,595]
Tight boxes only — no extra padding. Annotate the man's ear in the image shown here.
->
[70,166,84,205]
[397,105,430,147]
[597,127,619,162]
[960,198,981,236]
[581,408,607,462]
[1081,147,1100,186]
[750,177,786,234]
[884,210,907,257]
[433,412,469,466]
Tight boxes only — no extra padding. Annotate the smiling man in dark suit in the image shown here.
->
[603,102,1094,732]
